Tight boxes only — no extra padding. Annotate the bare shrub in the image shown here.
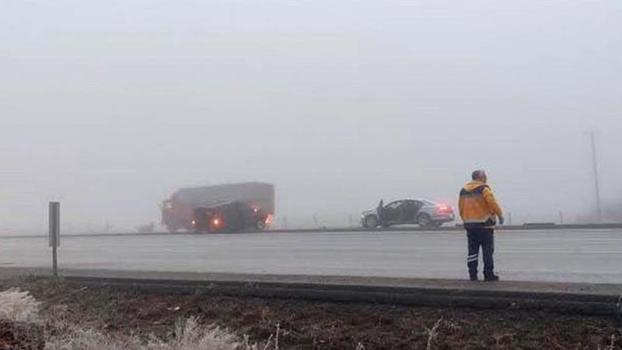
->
[425,317,444,350]
[607,333,617,350]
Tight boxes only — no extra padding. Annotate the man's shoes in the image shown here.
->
[484,274,500,282]
[469,275,478,281]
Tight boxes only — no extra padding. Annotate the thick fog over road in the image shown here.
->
[1,0,621,232]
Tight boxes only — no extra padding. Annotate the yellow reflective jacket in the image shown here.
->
[458,181,503,228]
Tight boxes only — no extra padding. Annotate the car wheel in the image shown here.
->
[417,214,432,228]
[364,215,379,228]
[256,220,266,231]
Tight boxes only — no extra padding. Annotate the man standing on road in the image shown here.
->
[377,200,384,226]
[458,170,504,282]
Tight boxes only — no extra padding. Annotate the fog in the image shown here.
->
[1,0,621,233]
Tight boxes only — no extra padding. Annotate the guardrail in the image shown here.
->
[269,222,622,233]
[0,222,621,239]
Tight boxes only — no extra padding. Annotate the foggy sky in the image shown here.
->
[1,0,621,232]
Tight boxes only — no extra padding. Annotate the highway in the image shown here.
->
[0,228,620,283]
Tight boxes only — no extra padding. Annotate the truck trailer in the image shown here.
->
[161,182,275,233]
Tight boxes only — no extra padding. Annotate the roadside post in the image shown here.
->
[49,202,60,277]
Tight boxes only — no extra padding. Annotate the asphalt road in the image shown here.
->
[0,229,620,283]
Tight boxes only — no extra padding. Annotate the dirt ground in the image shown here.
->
[3,277,621,350]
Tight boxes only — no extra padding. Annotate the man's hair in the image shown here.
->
[472,169,486,180]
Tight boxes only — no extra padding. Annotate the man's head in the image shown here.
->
[472,169,488,183]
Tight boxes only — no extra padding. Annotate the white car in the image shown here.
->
[361,199,455,228]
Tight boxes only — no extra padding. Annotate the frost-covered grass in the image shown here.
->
[0,288,41,323]
[0,288,267,350]
[45,317,259,350]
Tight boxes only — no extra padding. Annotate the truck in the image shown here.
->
[161,182,275,233]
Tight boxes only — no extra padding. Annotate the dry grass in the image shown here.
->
[146,317,252,350]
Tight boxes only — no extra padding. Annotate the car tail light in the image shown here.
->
[212,218,221,227]
[436,204,452,213]
[265,214,274,225]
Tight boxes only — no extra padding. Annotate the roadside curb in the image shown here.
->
[2,267,620,317]
[61,275,622,317]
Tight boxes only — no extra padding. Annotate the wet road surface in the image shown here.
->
[0,229,620,283]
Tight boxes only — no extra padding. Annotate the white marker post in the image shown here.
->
[49,202,60,277]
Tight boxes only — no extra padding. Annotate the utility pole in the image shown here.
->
[588,131,603,222]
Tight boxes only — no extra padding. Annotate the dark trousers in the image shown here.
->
[466,227,495,278]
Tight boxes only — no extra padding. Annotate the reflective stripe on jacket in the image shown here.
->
[458,181,503,228]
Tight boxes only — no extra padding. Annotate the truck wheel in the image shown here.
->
[256,220,266,231]
[417,214,432,228]
[364,215,378,228]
